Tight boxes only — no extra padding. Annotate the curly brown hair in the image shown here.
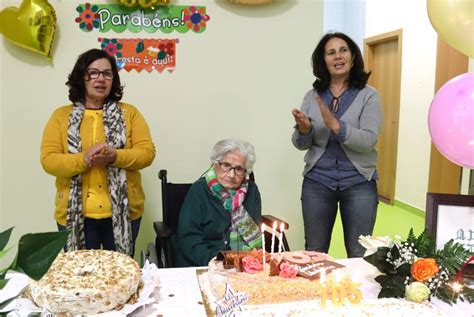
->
[66,49,123,103]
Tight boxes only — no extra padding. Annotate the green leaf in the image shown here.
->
[397,263,411,277]
[434,285,457,305]
[0,227,13,251]
[461,285,474,303]
[13,231,69,280]
[0,278,9,290]
[379,287,403,299]
[364,247,393,274]
[0,296,15,313]
[0,246,14,260]
[390,244,401,259]
[136,41,144,53]
[414,230,436,257]
[406,228,416,242]
[435,239,471,275]
[375,274,391,286]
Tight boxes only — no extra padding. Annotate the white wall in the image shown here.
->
[0,0,324,261]
[365,0,438,210]
[324,0,365,51]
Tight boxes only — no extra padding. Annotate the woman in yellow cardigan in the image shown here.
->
[41,49,155,256]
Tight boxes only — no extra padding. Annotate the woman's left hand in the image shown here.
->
[315,95,340,135]
[89,144,117,167]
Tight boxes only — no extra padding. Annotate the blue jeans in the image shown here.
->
[57,217,141,256]
[301,178,378,258]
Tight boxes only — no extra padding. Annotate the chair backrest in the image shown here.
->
[158,170,192,234]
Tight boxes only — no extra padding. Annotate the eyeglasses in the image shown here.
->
[218,162,247,176]
[86,68,114,80]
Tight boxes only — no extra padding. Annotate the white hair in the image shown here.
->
[210,138,256,174]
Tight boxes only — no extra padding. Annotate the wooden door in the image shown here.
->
[427,37,467,194]
[364,30,403,205]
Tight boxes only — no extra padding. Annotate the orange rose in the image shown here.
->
[411,258,439,282]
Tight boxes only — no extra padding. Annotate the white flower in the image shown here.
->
[406,282,430,302]
[358,235,393,257]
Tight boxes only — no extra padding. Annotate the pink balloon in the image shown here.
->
[428,72,474,169]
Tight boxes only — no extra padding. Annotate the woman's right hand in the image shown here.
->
[84,143,113,167]
[291,109,311,134]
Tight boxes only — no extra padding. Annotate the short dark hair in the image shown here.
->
[311,32,371,93]
[66,49,123,103]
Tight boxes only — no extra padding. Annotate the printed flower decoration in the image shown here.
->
[100,39,123,58]
[183,6,210,32]
[157,42,175,60]
[75,3,100,32]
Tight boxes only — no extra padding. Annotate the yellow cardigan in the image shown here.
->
[40,102,156,226]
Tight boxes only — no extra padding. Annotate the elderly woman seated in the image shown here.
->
[172,138,262,267]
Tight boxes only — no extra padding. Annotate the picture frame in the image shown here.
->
[425,193,474,252]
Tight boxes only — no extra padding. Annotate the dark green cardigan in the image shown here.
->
[172,177,262,267]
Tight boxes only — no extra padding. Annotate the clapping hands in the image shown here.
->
[291,109,311,134]
[315,95,340,135]
[84,143,117,167]
[291,96,340,135]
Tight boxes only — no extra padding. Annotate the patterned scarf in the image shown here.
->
[66,101,132,256]
[205,168,262,251]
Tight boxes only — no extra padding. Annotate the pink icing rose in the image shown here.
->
[279,262,299,278]
[242,256,263,274]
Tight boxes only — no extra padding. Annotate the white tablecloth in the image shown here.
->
[133,258,473,316]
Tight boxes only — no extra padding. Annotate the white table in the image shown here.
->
[134,258,473,316]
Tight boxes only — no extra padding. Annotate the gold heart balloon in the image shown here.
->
[0,0,57,60]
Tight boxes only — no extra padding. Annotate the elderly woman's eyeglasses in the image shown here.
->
[218,162,247,176]
[86,68,114,80]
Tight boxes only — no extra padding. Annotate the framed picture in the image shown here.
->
[425,193,474,252]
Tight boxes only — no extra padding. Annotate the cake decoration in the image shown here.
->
[198,249,450,316]
[297,260,345,280]
[215,284,248,317]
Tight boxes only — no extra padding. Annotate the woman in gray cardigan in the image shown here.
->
[291,32,382,258]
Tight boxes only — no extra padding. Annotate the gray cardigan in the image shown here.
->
[291,86,382,180]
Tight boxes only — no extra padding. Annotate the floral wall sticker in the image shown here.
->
[76,3,210,33]
[99,38,179,73]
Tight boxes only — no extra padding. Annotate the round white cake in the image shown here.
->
[29,249,141,314]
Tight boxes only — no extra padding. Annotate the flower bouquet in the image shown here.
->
[359,229,474,305]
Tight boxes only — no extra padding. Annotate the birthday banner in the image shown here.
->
[76,3,210,33]
[99,38,178,73]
